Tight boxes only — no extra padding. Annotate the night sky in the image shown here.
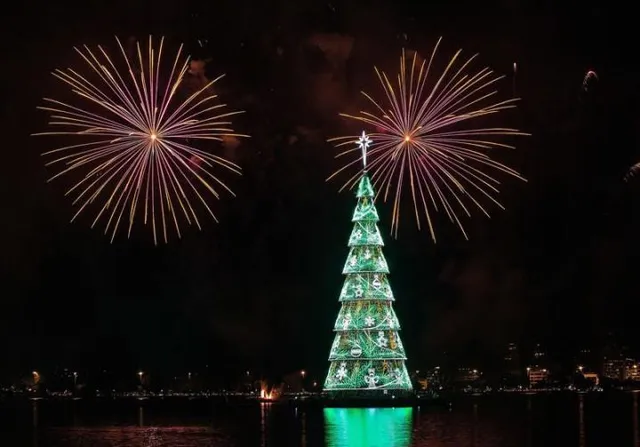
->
[2,0,639,381]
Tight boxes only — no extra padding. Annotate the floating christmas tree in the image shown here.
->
[323,132,413,398]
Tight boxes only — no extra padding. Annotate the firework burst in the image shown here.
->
[34,36,248,244]
[328,38,528,241]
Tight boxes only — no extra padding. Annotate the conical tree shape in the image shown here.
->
[324,172,413,397]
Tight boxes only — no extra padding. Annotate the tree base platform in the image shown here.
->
[304,390,444,408]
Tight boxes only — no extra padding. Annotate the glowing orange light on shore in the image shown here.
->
[260,381,279,401]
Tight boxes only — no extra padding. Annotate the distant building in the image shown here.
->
[602,332,628,378]
[602,357,640,382]
[504,343,521,376]
[576,348,597,372]
[409,370,427,390]
[418,367,443,390]
[500,343,524,386]
[532,343,547,365]
[527,367,548,386]
[524,343,549,387]
[623,360,640,381]
[456,368,481,383]
[582,372,599,386]
[282,371,304,393]
[603,357,625,381]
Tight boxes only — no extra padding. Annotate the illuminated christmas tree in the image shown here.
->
[323,132,413,398]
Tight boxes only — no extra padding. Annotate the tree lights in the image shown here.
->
[323,133,412,397]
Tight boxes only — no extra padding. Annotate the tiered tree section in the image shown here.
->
[323,174,412,397]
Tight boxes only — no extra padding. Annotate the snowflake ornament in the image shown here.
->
[364,316,375,327]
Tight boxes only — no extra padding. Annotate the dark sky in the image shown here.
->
[2,0,639,381]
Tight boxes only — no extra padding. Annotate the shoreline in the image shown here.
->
[3,388,640,405]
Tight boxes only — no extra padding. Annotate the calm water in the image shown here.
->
[1,393,639,446]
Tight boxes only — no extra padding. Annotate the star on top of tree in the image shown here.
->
[357,131,372,169]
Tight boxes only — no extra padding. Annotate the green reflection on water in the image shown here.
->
[324,407,413,447]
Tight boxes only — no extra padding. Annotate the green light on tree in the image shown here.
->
[323,132,413,397]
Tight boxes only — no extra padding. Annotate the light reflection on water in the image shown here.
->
[634,392,639,447]
[579,394,585,447]
[24,401,237,446]
[324,407,413,447]
[261,402,272,447]
[526,397,532,447]
[49,426,223,446]
[1,394,639,446]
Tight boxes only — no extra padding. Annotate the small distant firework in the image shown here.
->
[34,36,248,244]
[625,162,640,182]
[583,70,598,92]
[328,38,528,241]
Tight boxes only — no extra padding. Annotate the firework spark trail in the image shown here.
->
[626,162,640,182]
[33,36,249,244]
[328,37,529,242]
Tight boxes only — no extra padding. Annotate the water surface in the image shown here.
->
[1,393,638,446]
